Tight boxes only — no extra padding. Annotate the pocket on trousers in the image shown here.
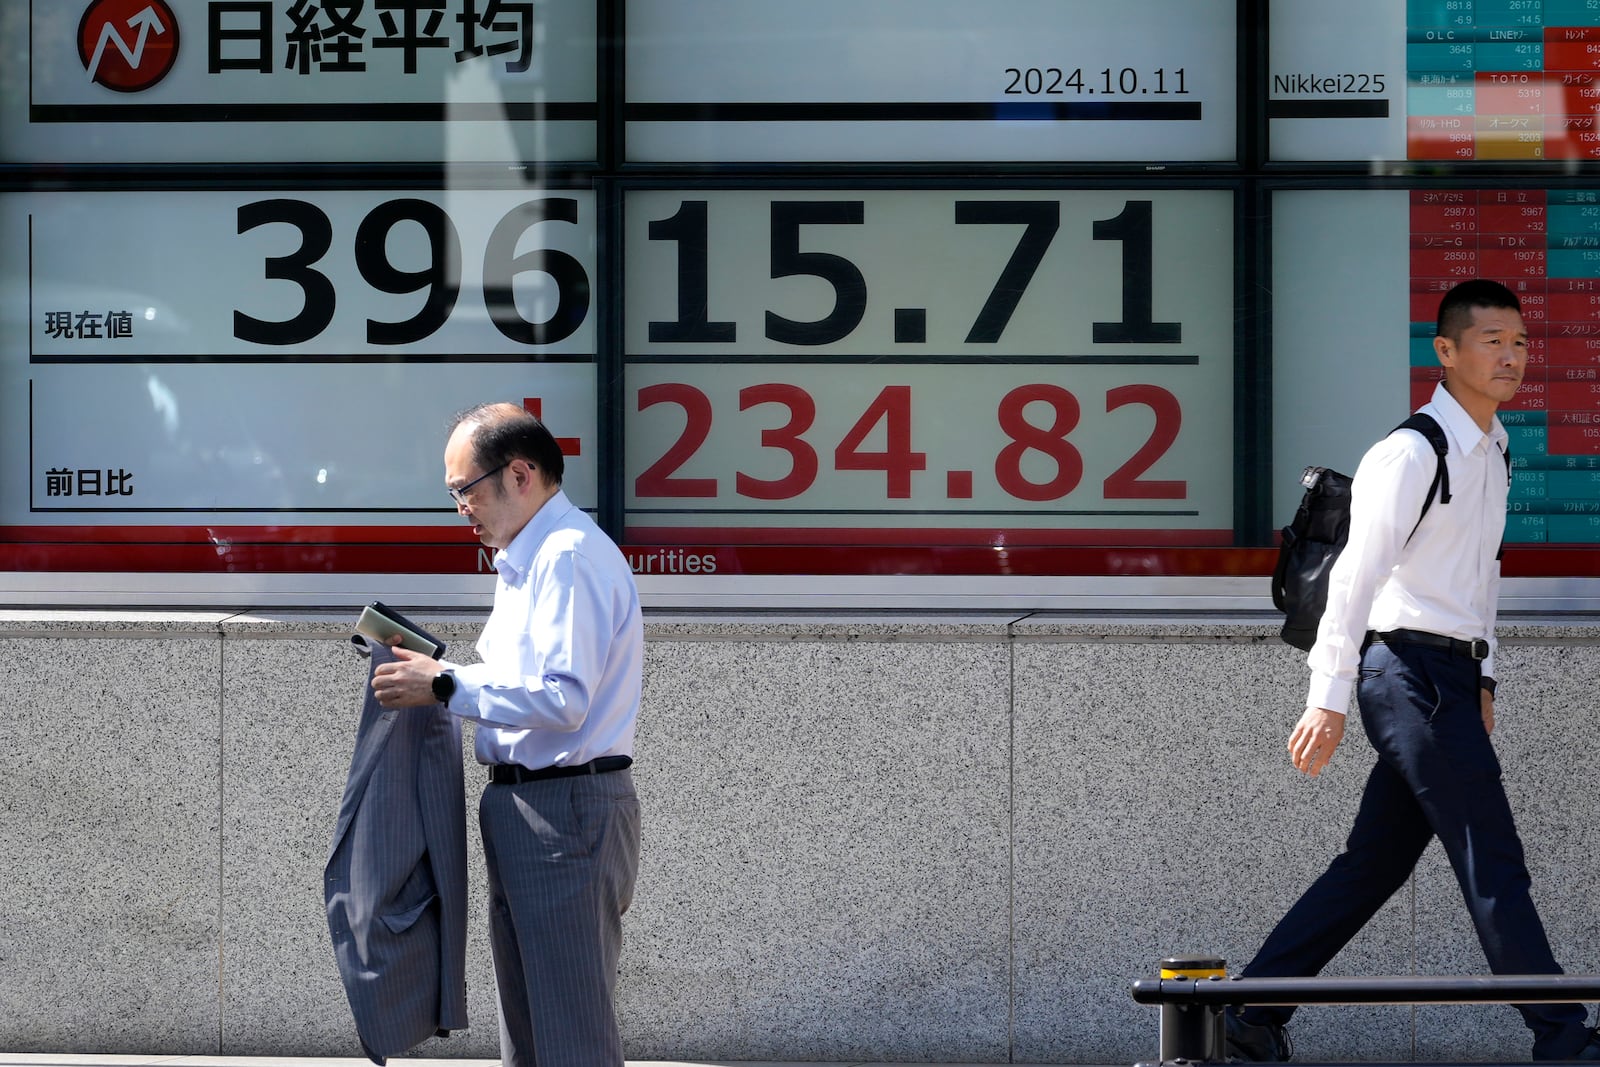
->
[566,784,600,860]
[378,893,437,934]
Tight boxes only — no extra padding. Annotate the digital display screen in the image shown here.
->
[3,0,597,164]
[6,4,1600,589]
[1268,0,1406,161]
[1411,188,1600,543]
[622,188,1235,570]
[623,0,1237,163]
[1271,0,1600,163]
[0,188,600,571]
[1273,187,1600,552]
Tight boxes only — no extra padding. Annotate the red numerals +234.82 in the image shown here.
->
[635,382,1184,504]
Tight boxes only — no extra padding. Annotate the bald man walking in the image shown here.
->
[373,402,643,1067]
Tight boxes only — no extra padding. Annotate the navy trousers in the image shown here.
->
[1241,638,1588,1059]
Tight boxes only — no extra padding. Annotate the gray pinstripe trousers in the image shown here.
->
[479,768,641,1067]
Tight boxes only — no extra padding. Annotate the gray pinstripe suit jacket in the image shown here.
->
[326,641,468,1065]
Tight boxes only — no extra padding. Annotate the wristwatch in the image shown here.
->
[431,671,456,702]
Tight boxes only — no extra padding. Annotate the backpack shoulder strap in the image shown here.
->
[1392,412,1449,543]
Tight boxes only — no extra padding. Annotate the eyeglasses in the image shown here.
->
[447,463,507,507]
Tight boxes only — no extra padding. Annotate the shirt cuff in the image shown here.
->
[1306,671,1352,717]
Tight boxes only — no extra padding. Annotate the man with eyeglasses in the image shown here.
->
[371,401,643,1067]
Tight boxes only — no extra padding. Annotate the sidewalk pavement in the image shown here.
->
[0,1062,1015,1067]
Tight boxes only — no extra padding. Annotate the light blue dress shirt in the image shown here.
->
[440,489,643,770]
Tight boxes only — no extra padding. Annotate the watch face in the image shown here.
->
[432,673,454,701]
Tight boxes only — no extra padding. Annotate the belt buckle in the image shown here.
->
[1469,638,1489,661]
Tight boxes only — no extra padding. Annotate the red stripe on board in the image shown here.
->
[624,526,1236,547]
[0,525,470,545]
[622,545,1279,577]
[0,543,486,574]
[1,527,1596,578]
[0,540,1274,577]
[4,525,1232,549]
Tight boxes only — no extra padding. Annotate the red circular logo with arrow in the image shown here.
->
[78,0,180,93]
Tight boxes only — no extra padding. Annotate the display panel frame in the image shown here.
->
[0,173,1266,601]
[1,0,606,171]
[1263,0,1600,173]
[612,0,1256,174]
[0,170,613,591]
[6,0,1600,611]
[612,175,1255,582]
[1267,171,1600,597]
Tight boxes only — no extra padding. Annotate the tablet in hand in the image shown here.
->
[354,601,446,658]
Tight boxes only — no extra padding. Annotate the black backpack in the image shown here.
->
[1271,413,1505,652]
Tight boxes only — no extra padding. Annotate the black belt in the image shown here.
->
[487,755,633,785]
[1369,628,1489,661]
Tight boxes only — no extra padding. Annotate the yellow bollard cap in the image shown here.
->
[1159,955,1226,980]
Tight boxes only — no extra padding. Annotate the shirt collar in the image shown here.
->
[492,488,573,584]
[1428,381,1508,456]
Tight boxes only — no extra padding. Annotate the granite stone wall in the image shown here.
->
[2,611,1596,1062]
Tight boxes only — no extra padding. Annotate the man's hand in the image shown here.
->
[1288,707,1346,777]
[371,642,441,708]
[1482,688,1496,736]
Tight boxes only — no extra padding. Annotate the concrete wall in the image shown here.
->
[2,610,1598,1063]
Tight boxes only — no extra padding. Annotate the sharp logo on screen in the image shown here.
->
[77,0,180,94]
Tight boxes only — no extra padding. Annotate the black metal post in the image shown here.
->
[1135,969,1600,1065]
[1134,972,1600,1008]
[1156,955,1227,1062]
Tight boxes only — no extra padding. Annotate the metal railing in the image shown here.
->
[1132,956,1600,1064]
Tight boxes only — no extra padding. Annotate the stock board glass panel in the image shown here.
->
[1273,188,1600,561]
[1272,0,1600,163]
[1411,187,1600,543]
[12,4,1599,586]
[622,187,1235,575]
[0,188,599,572]
[3,0,598,164]
[624,0,1237,164]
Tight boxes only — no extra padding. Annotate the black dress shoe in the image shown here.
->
[1225,1008,1294,1062]
[1574,1027,1600,1060]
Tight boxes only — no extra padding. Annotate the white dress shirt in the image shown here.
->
[440,490,643,769]
[1307,382,1509,715]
